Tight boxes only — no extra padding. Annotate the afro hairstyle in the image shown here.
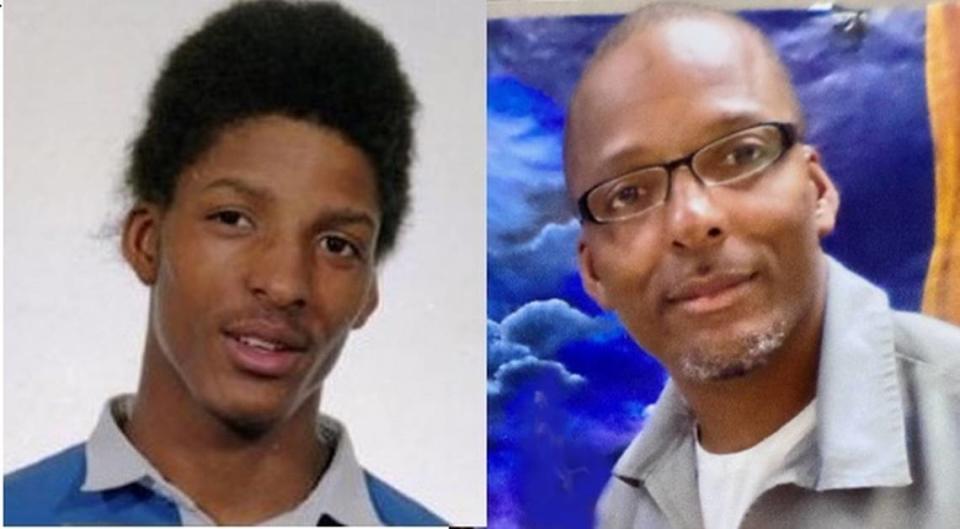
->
[126,0,418,259]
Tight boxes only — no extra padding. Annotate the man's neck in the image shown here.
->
[125,342,330,524]
[680,347,818,454]
[676,277,826,454]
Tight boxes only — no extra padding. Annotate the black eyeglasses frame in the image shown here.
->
[576,121,799,224]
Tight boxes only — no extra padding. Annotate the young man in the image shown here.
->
[565,5,960,529]
[5,1,446,525]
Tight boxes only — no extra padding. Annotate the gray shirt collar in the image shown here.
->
[82,394,383,526]
[612,256,912,491]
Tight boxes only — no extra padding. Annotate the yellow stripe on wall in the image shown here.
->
[922,2,960,324]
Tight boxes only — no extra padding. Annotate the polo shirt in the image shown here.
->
[5,396,446,526]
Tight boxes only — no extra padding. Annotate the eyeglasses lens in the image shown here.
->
[586,124,787,222]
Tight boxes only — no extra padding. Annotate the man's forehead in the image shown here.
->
[565,15,794,190]
[579,17,770,105]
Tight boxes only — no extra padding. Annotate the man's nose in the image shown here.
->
[665,165,728,251]
[246,235,310,311]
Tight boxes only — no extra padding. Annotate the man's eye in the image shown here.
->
[208,210,253,228]
[614,186,640,204]
[319,235,361,259]
[608,184,648,211]
[723,144,766,166]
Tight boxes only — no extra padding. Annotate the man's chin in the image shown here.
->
[676,320,788,383]
[207,405,283,438]
[200,391,299,439]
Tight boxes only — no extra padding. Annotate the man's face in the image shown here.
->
[567,19,838,382]
[125,114,380,430]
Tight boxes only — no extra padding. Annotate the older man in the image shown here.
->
[564,5,960,529]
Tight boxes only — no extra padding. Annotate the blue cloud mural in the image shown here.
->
[488,7,932,529]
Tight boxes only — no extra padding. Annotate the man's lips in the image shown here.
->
[665,271,757,313]
[223,319,309,352]
[222,319,310,377]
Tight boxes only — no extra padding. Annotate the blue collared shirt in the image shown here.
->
[82,395,383,525]
[5,396,446,526]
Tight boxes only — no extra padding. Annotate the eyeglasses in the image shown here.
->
[577,122,799,224]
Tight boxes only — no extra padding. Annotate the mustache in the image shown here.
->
[219,307,314,351]
[659,253,757,301]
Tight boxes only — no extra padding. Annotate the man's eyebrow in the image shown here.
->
[672,110,775,143]
[603,111,776,171]
[707,111,772,134]
[200,176,273,203]
[313,208,378,231]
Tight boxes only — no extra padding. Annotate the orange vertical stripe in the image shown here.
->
[922,2,960,324]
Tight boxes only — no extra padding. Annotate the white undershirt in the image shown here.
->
[695,400,816,529]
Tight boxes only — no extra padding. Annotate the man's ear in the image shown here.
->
[352,278,379,329]
[122,203,163,285]
[578,239,611,309]
[802,145,840,238]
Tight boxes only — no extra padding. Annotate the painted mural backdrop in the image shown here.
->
[488,5,960,529]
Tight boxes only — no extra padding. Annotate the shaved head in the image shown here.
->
[565,4,804,194]
[591,4,781,68]
[564,3,838,385]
